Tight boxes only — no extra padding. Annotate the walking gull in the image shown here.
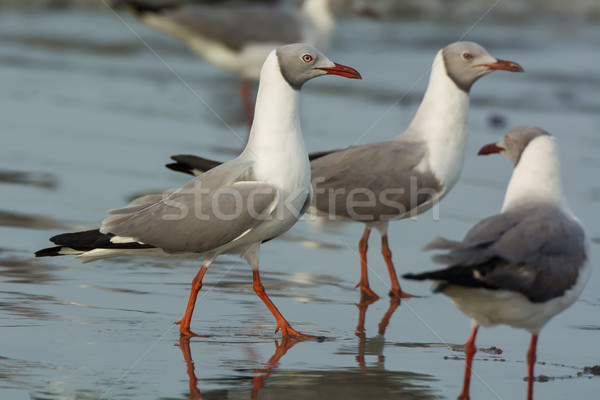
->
[36,43,362,339]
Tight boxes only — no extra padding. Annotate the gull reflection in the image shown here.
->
[177,337,202,400]
[176,336,298,400]
[250,339,300,400]
[355,296,401,368]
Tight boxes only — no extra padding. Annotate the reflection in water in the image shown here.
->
[0,169,57,189]
[0,256,62,284]
[244,368,438,400]
[355,297,401,369]
[0,355,55,393]
[178,337,202,400]
[0,290,57,321]
[174,296,410,399]
[178,335,439,400]
[177,337,300,400]
[0,210,67,230]
[249,339,300,400]
[377,297,401,336]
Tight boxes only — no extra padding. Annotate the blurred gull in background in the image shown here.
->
[116,0,376,126]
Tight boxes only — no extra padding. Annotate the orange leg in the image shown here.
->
[176,265,209,337]
[381,234,415,299]
[458,325,479,400]
[178,336,201,400]
[356,226,379,301]
[240,78,254,130]
[526,334,538,400]
[252,269,322,341]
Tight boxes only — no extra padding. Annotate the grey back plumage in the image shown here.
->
[310,140,443,221]
[425,203,587,302]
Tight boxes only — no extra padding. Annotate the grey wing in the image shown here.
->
[107,193,168,215]
[426,212,524,265]
[310,140,440,220]
[166,5,303,50]
[426,204,587,302]
[101,160,278,253]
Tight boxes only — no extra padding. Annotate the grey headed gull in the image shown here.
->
[35,44,362,339]
[403,126,589,400]
[162,41,524,301]
[118,0,371,125]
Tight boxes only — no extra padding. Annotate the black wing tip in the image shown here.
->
[35,246,65,257]
[402,272,428,281]
[308,149,337,161]
[49,229,101,245]
[406,265,504,292]
[165,162,195,176]
[170,154,196,162]
[167,154,223,175]
[39,229,155,257]
[113,0,178,15]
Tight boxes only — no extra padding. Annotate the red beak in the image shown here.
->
[478,143,505,155]
[484,59,524,72]
[317,63,362,80]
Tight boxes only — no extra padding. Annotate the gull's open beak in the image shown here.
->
[478,143,505,155]
[318,63,362,80]
[484,59,524,72]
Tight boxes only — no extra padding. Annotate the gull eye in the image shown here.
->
[462,52,474,61]
[302,54,314,63]
[505,136,511,145]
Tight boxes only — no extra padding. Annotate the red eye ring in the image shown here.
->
[302,54,314,63]
[462,52,474,61]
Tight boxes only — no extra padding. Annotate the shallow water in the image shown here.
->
[1,7,599,400]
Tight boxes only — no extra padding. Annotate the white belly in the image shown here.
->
[442,262,589,334]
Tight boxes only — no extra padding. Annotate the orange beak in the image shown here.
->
[484,59,524,72]
[317,63,362,80]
